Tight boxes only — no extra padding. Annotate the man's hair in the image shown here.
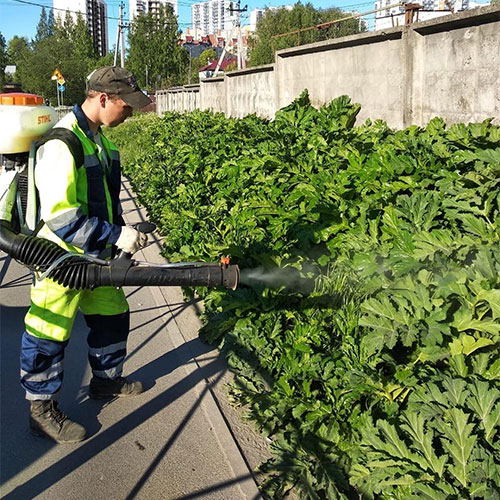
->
[86,89,120,101]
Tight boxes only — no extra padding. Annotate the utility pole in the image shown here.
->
[213,1,247,76]
[114,2,128,67]
[229,1,247,70]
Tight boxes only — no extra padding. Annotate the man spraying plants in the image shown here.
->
[0,67,239,444]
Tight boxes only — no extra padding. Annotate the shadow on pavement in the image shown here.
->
[0,226,259,499]
[0,306,99,490]
[2,351,224,500]
[1,282,231,499]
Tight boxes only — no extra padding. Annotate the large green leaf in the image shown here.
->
[401,412,447,477]
[468,380,500,444]
[452,308,500,335]
[107,100,500,500]
[440,408,477,488]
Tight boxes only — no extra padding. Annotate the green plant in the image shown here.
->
[107,92,500,499]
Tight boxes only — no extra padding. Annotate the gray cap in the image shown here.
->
[87,66,152,109]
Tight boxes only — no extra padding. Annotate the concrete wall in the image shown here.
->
[156,85,200,115]
[157,5,500,127]
[408,13,500,125]
[275,30,407,127]
[198,65,275,118]
[274,5,500,127]
[225,65,275,119]
[199,77,226,114]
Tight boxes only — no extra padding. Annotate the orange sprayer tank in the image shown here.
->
[0,93,56,154]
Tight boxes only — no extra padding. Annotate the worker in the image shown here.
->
[20,66,152,444]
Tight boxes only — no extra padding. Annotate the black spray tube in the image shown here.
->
[0,221,239,290]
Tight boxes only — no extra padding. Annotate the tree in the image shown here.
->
[7,36,30,65]
[34,7,54,45]
[11,10,99,105]
[249,2,365,67]
[0,32,7,89]
[199,48,217,67]
[7,36,30,87]
[96,51,115,68]
[225,60,237,72]
[128,5,188,89]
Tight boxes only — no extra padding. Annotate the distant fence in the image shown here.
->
[54,106,72,121]
[155,4,500,128]
[156,85,200,115]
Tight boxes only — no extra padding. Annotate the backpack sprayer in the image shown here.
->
[0,93,239,290]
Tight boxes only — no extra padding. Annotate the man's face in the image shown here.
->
[103,95,133,127]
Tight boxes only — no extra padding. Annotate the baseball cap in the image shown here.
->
[87,66,152,109]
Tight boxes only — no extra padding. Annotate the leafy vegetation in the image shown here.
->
[4,7,107,104]
[127,5,188,90]
[107,93,500,499]
[249,2,366,67]
[0,31,7,89]
[4,6,189,102]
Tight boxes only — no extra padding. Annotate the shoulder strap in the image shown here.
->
[36,128,84,168]
[23,129,84,235]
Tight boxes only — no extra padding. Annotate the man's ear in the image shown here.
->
[99,93,107,108]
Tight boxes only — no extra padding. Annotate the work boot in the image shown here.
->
[88,376,144,399]
[29,400,87,444]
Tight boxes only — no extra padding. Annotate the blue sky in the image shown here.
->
[0,0,378,46]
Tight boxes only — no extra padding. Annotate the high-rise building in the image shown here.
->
[191,0,235,35]
[374,0,470,30]
[53,0,108,57]
[129,0,178,19]
[250,8,265,32]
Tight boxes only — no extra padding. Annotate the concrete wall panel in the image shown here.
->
[416,21,500,125]
[276,35,406,127]
[156,87,200,115]
[158,5,500,127]
[200,78,226,114]
[226,65,275,119]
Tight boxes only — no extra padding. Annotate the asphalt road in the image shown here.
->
[0,179,262,500]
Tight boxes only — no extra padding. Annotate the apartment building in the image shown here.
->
[53,0,108,56]
[191,0,235,35]
[129,0,178,19]
[249,8,264,31]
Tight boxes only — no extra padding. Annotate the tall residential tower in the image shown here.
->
[53,0,108,57]
[129,0,178,19]
[191,0,234,35]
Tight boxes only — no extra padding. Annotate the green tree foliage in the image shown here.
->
[188,57,200,84]
[128,5,188,89]
[249,2,366,66]
[8,9,100,105]
[6,36,30,86]
[224,60,237,72]
[7,36,30,66]
[96,51,115,68]
[0,32,7,89]
[184,48,218,84]
[34,7,54,45]
[199,48,217,67]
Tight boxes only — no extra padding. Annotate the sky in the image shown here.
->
[0,0,379,47]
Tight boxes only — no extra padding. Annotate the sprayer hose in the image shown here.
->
[2,225,92,289]
[0,222,239,290]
